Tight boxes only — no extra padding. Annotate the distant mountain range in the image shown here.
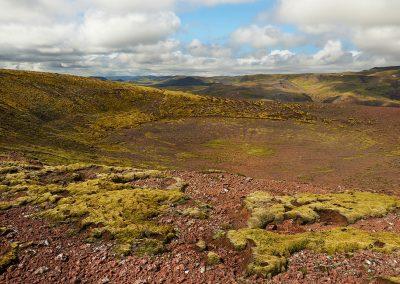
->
[93,66,400,106]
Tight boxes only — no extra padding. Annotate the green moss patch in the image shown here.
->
[0,161,187,256]
[245,191,400,228]
[0,242,18,273]
[207,251,221,266]
[181,207,209,219]
[204,139,275,158]
[228,227,400,277]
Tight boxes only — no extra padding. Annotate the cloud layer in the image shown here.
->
[0,0,399,75]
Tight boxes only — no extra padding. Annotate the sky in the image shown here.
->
[0,0,400,76]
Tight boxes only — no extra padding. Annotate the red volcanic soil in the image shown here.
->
[102,104,400,193]
[1,170,400,284]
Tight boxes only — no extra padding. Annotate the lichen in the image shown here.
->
[245,191,400,228]
[227,227,400,277]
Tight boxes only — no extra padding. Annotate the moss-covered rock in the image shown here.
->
[212,229,226,240]
[207,251,221,266]
[181,207,209,219]
[379,276,400,284]
[0,242,18,273]
[196,240,207,251]
[227,227,400,277]
[0,161,188,256]
[245,191,400,228]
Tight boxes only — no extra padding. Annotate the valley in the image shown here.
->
[1,69,400,283]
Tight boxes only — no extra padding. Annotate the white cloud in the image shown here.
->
[188,0,255,6]
[274,0,400,60]
[276,0,400,27]
[188,39,231,58]
[0,0,79,24]
[0,24,75,51]
[312,40,344,64]
[78,11,180,52]
[238,49,295,66]
[87,0,176,13]
[353,26,400,58]
[231,25,303,48]
[1,0,399,75]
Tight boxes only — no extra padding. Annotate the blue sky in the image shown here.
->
[177,1,273,44]
[0,0,399,75]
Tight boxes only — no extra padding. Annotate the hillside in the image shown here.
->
[116,67,400,106]
[0,69,311,165]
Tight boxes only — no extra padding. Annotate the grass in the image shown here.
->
[145,68,400,106]
[205,139,275,158]
[227,227,400,277]
[244,191,400,228]
[0,69,312,167]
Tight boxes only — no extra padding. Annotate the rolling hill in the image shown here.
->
[111,67,400,106]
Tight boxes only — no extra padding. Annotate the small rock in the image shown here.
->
[39,239,50,246]
[55,253,68,262]
[365,259,372,266]
[200,267,206,273]
[34,266,49,275]
[26,248,37,256]
[101,277,110,284]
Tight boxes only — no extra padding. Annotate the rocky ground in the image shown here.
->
[1,166,400,284]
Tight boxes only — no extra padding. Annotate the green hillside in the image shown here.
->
[0,69,311,165]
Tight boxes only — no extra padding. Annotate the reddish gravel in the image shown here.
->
[1,171,400,283]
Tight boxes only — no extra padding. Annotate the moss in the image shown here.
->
[134,239,166,256]
[196,240,207,251]
[227,227,400,277]
[204,139,274,158]
[0,203,12,211]
[0,166,19,175]
[182,207,208,219]
[212,230,226,240]
[41,186,184,254]
[244,145,275,157]
[110,170,164,183]
[380,276,400,284]
[207,251,221,266]
[0,161,188,256]
[167,177,189,192]
[0,242,18,273]
[245,191,400,228]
